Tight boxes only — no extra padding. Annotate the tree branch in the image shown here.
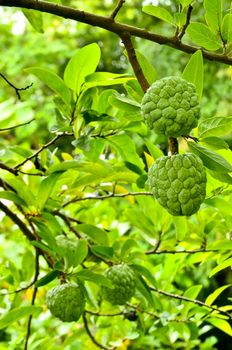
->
[14,132,73,169]
[24,251,39,350]
[82,311,115,350]
[63,191,152,207]
[0,0,231,65]
[168,137,179,155]
[0,118,34,132]
[121,32,150,92]
[0,200,35,241]
[0,73,33,99]
[110,0,126,20]
[178,5,193,40]
[150,286,232,319]
[146,248,220,255]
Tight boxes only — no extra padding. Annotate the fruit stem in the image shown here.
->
[168,137,179,155]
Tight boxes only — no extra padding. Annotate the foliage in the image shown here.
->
[0,0,232,349]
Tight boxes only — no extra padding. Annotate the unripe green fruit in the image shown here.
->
[141,76,200,137]
[101,264,136,305]
[46,283,85,322]
[147,153,206,216]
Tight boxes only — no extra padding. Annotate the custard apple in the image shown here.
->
[46,283,85,322]
[147,153,206,216]
[101,264,136,305]
[141,76,200,137]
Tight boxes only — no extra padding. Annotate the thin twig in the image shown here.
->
[0,162,18,175]
[14,132,73,169]
[121,32,150,92]
[0,201,35,241]
[0,73,33,99]
[146,248,220,255]
[24,251,40,350]
[0,118,34,132]
[178,5,193,40]
[83,311,115,350]
[86,310,123,317]
[149,286,232,319]
[63,191,152,207]
[110,0,126,19]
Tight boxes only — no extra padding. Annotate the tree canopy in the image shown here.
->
[0,1,232,349]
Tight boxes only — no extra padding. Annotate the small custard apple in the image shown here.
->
[101,264,136,305]
[46,283,85,322]
[147,153,206,216]
[141,76,200,137]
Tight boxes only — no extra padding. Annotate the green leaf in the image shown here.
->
[142,5,174,25]
[121,239,139,258]
[182,50,204,101]
[207,318,232,336]
[205,284,231,306]
[109,93,141,114]
[222,12,232,43]
[132,264,157,287]
[108,134,144,169]
[135,50,157,85]
[26,67,71,105]
[0,306,42,329]
[85,72,133,88]
[187,23,221,50]
[209,257,232,277]
[208,240,232,250]
[198,116,232,138]
[76,224,108,245]
[22,9,44,33]
[37,172,62,210]
[0,191,27,207]
[200,136,229,150]
[76,269,113,288]
[48,160,80,173]
[203,0,222,34]
[136,275,155,307]
[173,216,188,241]
[75,239,89,265]
[188,141,232,173]
[35,270,59,287]
[208,170,232,184]
[91,246,114,259]
[145,140,164,159]
[64,43,101,95]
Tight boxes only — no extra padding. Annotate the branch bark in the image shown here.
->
[0,0,231,65]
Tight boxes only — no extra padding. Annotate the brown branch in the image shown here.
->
[168,137,179,155]
[24,251,39,350]
[82,311,115,350]
[0,118,34,132]
[86,310,123,317]
[178,5,193,40]
[63,191,152,207]
[0,200,35,241]
[0,73,33,99]
[121,32,150,92]
[0,162,18,175]
[0,0,231,65]
[149,286,232,319]
[146,248,220,255]
[110,0,126,20]
[14,132,73,169]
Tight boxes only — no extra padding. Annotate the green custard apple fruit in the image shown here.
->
[141,76,200,137]
[102,264,136,305]
[147,153,206,216]
[46,283,85,322]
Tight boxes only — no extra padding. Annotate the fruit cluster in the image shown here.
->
[46,264,136,322]
[141,77,206,216]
